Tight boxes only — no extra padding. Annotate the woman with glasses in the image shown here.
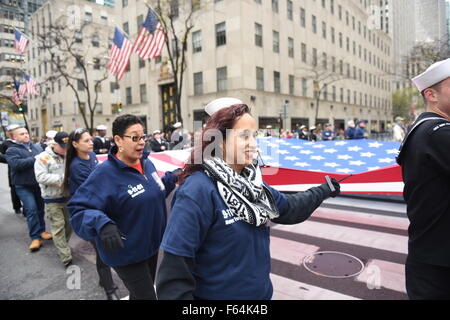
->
[68,114,180,300]
[62,128,120,300]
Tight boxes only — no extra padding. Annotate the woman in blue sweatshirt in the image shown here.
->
[62,128,119,300]
[156,98,341,300]
[68,115,179,300]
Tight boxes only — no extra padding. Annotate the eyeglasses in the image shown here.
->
[123,134,147,142]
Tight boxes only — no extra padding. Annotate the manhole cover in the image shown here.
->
[302,251,364,278]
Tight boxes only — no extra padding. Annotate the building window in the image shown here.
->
[140,84,147,103]
[312,15,317,33]
[122,0,128,8]
[215,22,226,46]
[287,0,293,20]
[331,27,335,44]
[77,79,84,91]
[194,72,203,95]
[256,67,264,91]
[288,37,294,58]
[312,48,317,67]
[101,15,108,25]
[302,78,307,96]
[332,86,336,101]
[272,0,278,13]
[255,23,263,47]
[192,30,202,52]
[300,8,306,27]
[59,103,63,116]
[321,0,326,8]
[91,34,100,47]
[330,0,335,14]
[273,71,280,93]
[170,0,179,18]
[126,87,132,104]
[123,22,129,35]
[301,43,307,63]
[85,12,92,22]
[322,53,327,70]
[139,58,145,68]
[289,75,294,95]
[217,67,227,92]
[137,14,144,29]
[95,103,103,114]
[272,30,279,53]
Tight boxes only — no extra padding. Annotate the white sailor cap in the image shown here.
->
[412,58,450,92]
[46,130,57,139]
[6,124,21,131]
[96,125,107,131]
[173,122,182,128]
[153,130,161,135]
[205,97,243,116]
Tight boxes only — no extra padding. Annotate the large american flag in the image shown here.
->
[108,28,132,80]
[14,29,28,54]
[96,138,404,195]
[24,73,38,96]
[131,9,165,59]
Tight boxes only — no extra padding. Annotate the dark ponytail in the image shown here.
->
[63,128,88,198]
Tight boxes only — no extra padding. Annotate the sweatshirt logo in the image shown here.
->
[127,184,145,198]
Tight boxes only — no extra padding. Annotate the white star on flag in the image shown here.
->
[277,150,290,154]
[324,149,338,153]
[369,142,383,148]
[294,162,311,167]
[349,160,366,166]
[310,155,325,161]
[348,146,362,152]
[378,158,395,163]
[300,150,314,155]
[267,162,281,167]
[367,166,381,171]
[267,143,278,147]
[291,146,303,149]
[261,155,272,160]
[386,149,400,155]
[360,152,376,157]
[324,162,340,168]
[338,155,353,160]
[312,144,326,149]
[285,156,299,161]
[334,141,348,146]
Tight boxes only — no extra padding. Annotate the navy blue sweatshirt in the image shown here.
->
[68,152,98,196]
[68,149,178,267]
[5,141,43,187]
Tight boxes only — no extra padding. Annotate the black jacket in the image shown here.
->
[397,112,450,266]
[93,136,112,154]
[149,138,169,153]
[5,141,43,187]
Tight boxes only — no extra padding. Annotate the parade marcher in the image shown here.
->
[299,125,309,140]
[149,130,169,153]
[170,122,191,150]
[62,128,119,300]
[354,121,367,139]
[93,125,112,154]
[156,99,340,300]
[0,124,23,215]
[34,131,72,267]
[308,126,318,142]
[397,58,450,299]
[41,130,57,151]
[322,123,335,141]
[345,120,356,139]
[393,116,407,142]
[264,125,272,137]
[68,115,180,300]
[5,126,51,252]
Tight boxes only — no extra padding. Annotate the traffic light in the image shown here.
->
[18,102,24,112]
[117,102,122,113]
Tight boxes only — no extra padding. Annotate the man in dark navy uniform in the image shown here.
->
[397,58,450,299]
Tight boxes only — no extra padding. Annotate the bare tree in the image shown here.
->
[148,0,206,126]
[34,16,111,133]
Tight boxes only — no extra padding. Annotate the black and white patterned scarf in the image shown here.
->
[203,157,279,227]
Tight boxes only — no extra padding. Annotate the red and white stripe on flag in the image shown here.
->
[108,28,132,81]
[132,25,165,59]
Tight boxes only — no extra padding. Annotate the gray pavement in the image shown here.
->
[0,164,127,300]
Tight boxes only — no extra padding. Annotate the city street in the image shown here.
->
[0,164,408,300]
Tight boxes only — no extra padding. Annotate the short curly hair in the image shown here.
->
[112,114,143,137]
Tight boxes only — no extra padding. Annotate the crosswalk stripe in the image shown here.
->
[355,259,406,293]
[270,273,360,300]
[272,220,408,254]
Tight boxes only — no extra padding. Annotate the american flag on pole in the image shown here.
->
[96,137,404,195]
[12,80,24,105]
[14,29,28,54]
[24,73,38,96]
[131,9,165,59]
[108,28,132,80]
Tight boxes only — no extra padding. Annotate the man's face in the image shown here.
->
[98,130,106,137]
[434,78,450,115]
[12,128,30,144]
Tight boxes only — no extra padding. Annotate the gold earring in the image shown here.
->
[119,147,124,153]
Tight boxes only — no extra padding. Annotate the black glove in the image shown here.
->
[99,223,124,253]
[319,177,341,198]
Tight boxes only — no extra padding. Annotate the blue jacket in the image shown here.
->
[5,141,43,187]
[354,127,366,139]
[68,149,178,267]
[345,127,356,139]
